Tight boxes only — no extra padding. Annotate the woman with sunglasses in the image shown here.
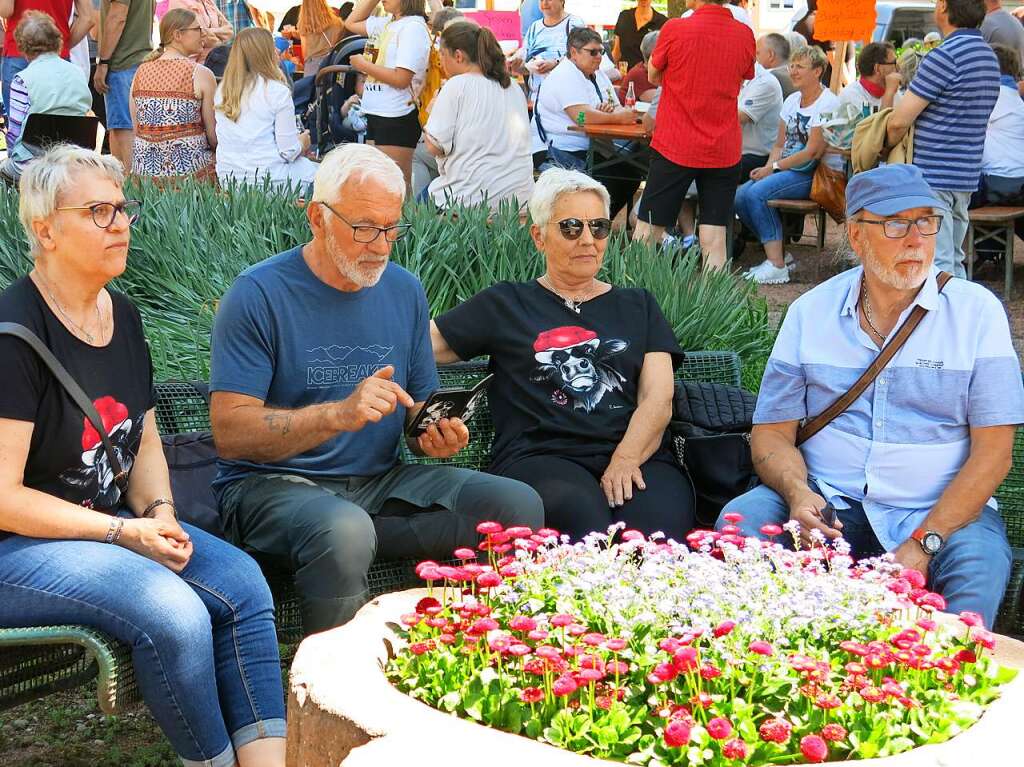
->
[0,146,287,767]
[431,168,696,542]
[130,9,217,183]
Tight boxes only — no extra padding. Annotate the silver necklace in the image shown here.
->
[33,271,103,344]
[539,274,596,314]
[860,284,886,343]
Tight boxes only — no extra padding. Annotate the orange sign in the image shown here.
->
[814,0,877,43]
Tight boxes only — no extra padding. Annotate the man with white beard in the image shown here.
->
[208,143,542,635]
[715,164,1024,629]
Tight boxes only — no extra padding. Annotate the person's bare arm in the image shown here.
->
[611,36,621,64]
[69,0,94,47]
[564,103,635,126]
[345,0,377,36]
[349,55,413,88]
[423,131,444,157]
[600,352,674,507]
[892,425,1015,573]
[196,64,218,149]
[647,59,662,86]
[95,0,130,94]
[0,416,191,571]
[210,365,414,463]
[0,0,15,19]
[886,90,928,148]
[429,321,462,364]
[750,420,840,542]
[738,107,752,125]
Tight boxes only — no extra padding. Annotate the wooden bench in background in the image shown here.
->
[767,199,828,259]
[966,206,1024,298]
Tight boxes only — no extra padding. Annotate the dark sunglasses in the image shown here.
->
[576,46,604,58]
[555,217,612,240]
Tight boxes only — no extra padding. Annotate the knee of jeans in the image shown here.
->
[715,488,787,534]
[301,502,376,578]
[217,546,276,620]
[135,580,213,655]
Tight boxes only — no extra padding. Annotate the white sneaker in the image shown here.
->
[784,252,796,272]
[744,259,791,284]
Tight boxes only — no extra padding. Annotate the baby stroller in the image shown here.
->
[304,34,367,158]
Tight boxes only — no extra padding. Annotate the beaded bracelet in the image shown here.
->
[143,498,177,519]
[111,518,125,545]
[104,516,124,544]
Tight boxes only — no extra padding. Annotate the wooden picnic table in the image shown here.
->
[567,121,652,180]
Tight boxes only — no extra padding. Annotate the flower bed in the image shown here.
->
[385,519,1019,765]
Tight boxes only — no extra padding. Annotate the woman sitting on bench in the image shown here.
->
[0,146,286,767]
[430,168,696,543]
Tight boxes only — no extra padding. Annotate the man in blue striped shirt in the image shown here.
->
[887,0,1000,278]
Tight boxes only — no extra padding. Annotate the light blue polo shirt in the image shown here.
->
[755,267,1024,551]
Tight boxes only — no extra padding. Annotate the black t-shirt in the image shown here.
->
[434,281,683,474]
[0,277,154,519]
[614,8,667,70]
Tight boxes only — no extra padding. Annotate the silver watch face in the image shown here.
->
[922,532,943,554]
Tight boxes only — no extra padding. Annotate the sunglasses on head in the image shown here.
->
[555,217,612,240]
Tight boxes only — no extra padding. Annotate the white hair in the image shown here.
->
[529,168,610,231]
[783,31,807,55]
[19,145,125,255]
[312,143,405,203]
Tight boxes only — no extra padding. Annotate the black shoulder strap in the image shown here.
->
[0,322,129,493]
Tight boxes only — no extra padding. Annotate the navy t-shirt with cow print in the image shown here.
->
[0,277,153,535]
[434,281,683,474]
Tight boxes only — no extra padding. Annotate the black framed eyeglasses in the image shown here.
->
[55,200,142,229]
[555,217,612,240]
[318,201,409,243]
[856,215,942,239]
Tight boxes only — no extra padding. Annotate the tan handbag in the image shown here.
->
[810,149,849,224]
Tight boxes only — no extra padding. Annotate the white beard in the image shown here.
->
[326,227,388,289]
[860,240,931,291]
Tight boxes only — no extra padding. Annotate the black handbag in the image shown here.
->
[161,429,222,537]
[669,380,759,527]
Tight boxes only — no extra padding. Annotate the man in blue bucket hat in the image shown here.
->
[716,164,1024,628]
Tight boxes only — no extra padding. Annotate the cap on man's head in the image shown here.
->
[845,164,948,218]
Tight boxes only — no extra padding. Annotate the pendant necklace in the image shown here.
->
[539,274,595,314]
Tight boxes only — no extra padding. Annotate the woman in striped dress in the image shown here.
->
[130,9,217,183]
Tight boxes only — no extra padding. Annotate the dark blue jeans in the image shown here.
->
[716,482,1012,628]
[0,521,285,767]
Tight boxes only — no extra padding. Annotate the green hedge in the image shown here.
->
[0,180,774,389]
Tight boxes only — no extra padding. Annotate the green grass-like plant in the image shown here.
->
[0,181,776,387]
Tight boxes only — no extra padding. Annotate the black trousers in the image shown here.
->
[500,452,696,543]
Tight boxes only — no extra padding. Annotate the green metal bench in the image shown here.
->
[0,351,743,715]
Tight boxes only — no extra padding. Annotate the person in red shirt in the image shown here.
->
[617,28,658,103]
[0,0,93,116]
[633,0,754,269]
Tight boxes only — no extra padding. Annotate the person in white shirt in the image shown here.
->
[682,0,753,29]
[971,43,1024,258]
[423,22,533,211]
[509,0,585,102]
[739,62,784,179]
[531,26,640,219]
[838,41,900,117]
[214,27,317,191]
[345,0,433,194]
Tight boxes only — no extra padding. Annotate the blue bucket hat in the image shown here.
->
[845,164,949,218]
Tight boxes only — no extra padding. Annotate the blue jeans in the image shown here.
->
[0,520,285,767]
[734,169,814,244]
[103,65,138,130]
[1,55,28,118]
[933,188,970,278]
[716,483,1012,629]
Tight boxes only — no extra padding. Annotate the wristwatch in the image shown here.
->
[771,161,781,172]
[911,527,945,555]
[97,58,111,65]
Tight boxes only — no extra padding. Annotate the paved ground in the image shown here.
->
[732,216,1024,362]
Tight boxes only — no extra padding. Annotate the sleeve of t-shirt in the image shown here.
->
[613,10,629,40]
[424,77,459,153]
[433,287,501,363]
[550,68,588,111]
[407,282,440,403]
[752,305,807,424]
[739,77,777,124]
[365,15,387,38]
[967,291,1024,427]
[643,290,684,372]
[393,19,431,74]
[0,333,45,424]
[209,275,277,401]
[908,47,952,104]
[650,22,671,72]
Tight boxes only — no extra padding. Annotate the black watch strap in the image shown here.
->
[98,58,111,65]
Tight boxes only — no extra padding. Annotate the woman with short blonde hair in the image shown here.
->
[214,28,317,191]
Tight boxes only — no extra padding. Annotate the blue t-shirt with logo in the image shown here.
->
[209,246,439,494]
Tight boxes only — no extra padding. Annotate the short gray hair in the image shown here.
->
[529,168,610,231]
[760,32,790,63]
[430,6,463,36]
[783,31,807,55]
[19,145,124,255]
[640,31,659,61]
[312,143,405,202]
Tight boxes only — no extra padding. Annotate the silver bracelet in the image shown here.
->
[104,516,124,544]
[143,498,176,519]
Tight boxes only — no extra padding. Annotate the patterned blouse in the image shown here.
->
[131,58,216,182]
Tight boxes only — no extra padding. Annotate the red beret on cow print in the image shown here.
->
[532,326,597,353]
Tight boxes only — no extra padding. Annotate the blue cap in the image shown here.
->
[845,164,948,218]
